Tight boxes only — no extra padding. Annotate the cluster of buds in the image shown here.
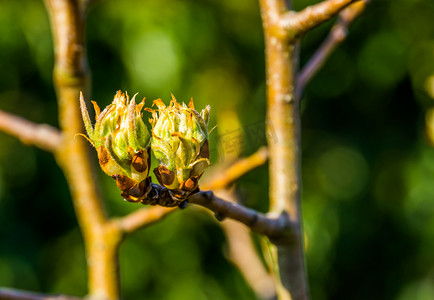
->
[79,91,211,206]
[148,95,210,203]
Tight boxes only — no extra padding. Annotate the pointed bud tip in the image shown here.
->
[188,97,195,109]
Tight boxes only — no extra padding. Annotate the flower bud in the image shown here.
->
[79,91,152,202]
[149,94,211,201]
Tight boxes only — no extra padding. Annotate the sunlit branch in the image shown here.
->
[0,110,62,152]
[202,146,269,191]
[0,288,82,300]
[259,0,309,299]
[44,0,120,299]
[296,0,367,100]
[281,0,357,38]
[115,206,176,235]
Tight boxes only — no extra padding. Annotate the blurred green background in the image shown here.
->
[1,0,434,299]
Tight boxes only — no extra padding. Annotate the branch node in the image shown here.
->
[296,0,368,100]
[178,200,189,209]
[203,190,214,199]
[281,0,355,39]
[248,213,259,227]
[214,211,226,221]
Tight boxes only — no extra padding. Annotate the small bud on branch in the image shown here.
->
[79,91,152,202]
[148,94,211,202]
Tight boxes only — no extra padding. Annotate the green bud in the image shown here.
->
[79,91,152,201]
[149,94,211,201]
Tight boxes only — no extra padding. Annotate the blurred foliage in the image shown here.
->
[0,0,434,299]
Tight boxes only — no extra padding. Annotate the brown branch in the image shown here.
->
[190,191,289,238]
[0,110,62,152]
[110,178,291,239]
[115,206,176,235]
[202,146,269,190]
[118,182,289,238]
[0,288,82,300]
[295,0,368,100]
[281,0,357,38]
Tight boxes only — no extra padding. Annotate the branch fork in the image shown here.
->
[261,0,359,42]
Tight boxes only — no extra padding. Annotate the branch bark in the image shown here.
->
[115,206,176,235]
[0,288,82,300]
[261,2,307,297]
[280,0,356,38]
[44,1,121,299]
[118,181,289,238]
[0,110,62,152]
[296,0,368,100]
[190,191,289,238]
[258,0,363,298]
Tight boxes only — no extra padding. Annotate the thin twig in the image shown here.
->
[190,191,289,238]
[202,146,269,190]
[0,110,62,152]
[120,181,288,236]
[115,206,176,235]
[280,0,357,38]
[0,288,82,300]
[296,0,367,100]
[117,181,288,238]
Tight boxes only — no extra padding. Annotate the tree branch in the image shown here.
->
[295,0,367,100]
[0,288,82,300]
[114,206,176,235]
[259,0,309,299]
[0,110,62,152]
[118,181,289,238]
[189,191,289,238]
[202,146,268,190]
[281,0,356,38]
[44,1,121,299]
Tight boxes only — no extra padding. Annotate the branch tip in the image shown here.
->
[296,0,368,100]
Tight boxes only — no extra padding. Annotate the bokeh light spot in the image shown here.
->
[358,32,406,89]
[316,146,369,200]
[124,30,180,93]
